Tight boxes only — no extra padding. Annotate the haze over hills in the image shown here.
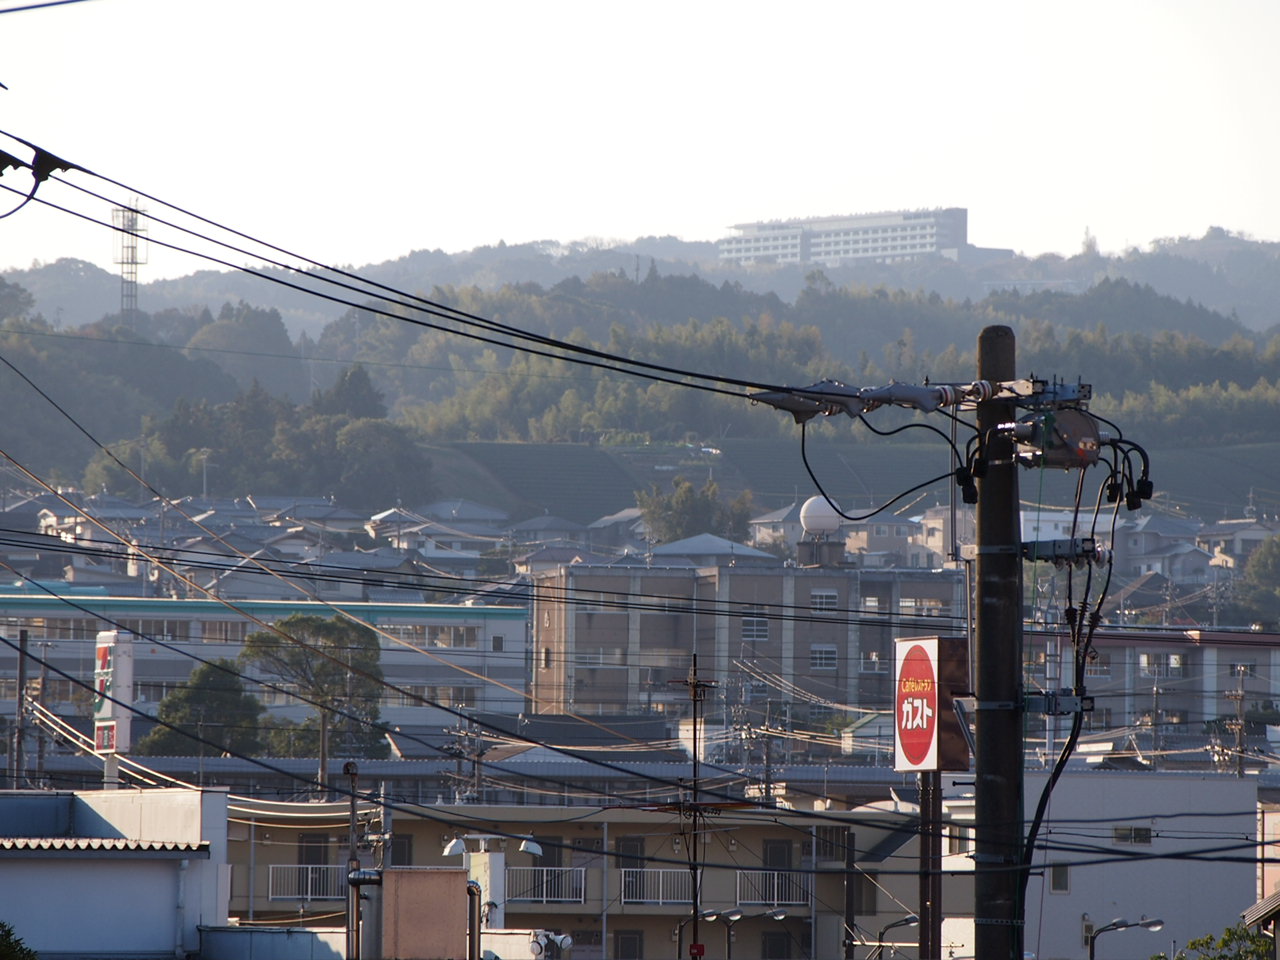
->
[4,222,1280,522]
[7,226,1280,338]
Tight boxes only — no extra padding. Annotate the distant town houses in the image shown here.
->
[3,484,1280,771]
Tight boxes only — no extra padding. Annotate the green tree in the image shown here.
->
[239,615,388,779]
[0,920,38,960]
[635,476,754,543]
[1230,535,1280,628]
[133,659,263,757]
[309,365,387,419]
[1149,923,1272,959]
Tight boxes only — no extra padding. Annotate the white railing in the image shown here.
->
[619,867,694,905]
[506,866,585,903]
[736,870,811,906]
[269,864,346,901]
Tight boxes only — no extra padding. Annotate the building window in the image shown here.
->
[761,931,791,960]
[813,826,849,861]
[810,589,839,612]
[390,834,414,866]
[948,825,973,855]
[614,930,644,960]
[492,635,504,652]
[1139,652,1184,678]
[541,648,552,670]
[810,645,838,671]
[852,872,878,914]
[860,651,890,674]
[1113,825,1152,845]
[1049,862,1069,893]
[741,606,769,642]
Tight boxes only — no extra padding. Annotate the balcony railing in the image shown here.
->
[736,870,811,906]
[506,866,585,903]
[619,867,694,905]
[269,864,346,901]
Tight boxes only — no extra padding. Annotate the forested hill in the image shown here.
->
[1,258,1279,518]
[7,225,1280,337]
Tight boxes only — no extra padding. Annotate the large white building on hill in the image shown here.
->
[717,208,968,266]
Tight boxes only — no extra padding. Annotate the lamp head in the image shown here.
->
[442,836,466,857]
[519,838,543,857]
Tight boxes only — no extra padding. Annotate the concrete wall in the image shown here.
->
[381,866,468,960]
[201,925,346,960]
[0,788,229,959]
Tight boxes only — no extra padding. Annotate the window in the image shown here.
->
[492,635,504,652]
[852,871,878,914]
[1139,652,1184,678]
[810,589,838,612]
[810,645,838,671]
[427,625,478,648]
[761,931,791,960]
[390,834,414,866]
[542,648,552,670]
[860,651,890,674]
[1049,862,1069,893]
[813,826,849,861]
[1113,825,1152,845]
[948,825,973,855]
[1228,661,1256,679]
[741,606,769,642]
[614,931,644,960]
[1084,651,1111,678]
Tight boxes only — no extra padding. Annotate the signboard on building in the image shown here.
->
[894,636,969,772]
[93,630,133,755]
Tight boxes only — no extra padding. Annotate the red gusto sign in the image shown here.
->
[895,639,939,771]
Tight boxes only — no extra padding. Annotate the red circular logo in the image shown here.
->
[897,644,938,766]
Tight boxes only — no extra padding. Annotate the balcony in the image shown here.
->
[736,870,811,906]
[619,867,694,905]
[269,864,346,901]
[506,866,585,904]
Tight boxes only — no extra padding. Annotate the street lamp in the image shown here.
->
[1088,917,1164,959]
[675,910,719,960]
[869,914,919,959]
[706,908,787,960]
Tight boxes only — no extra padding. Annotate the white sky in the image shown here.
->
[1,0,1278,281]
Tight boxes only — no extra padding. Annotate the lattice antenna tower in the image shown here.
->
[112,198,148,319]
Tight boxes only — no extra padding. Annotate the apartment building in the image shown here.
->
[530,561,966,723]
[0,593,530,732]
[226,798,950,960]
[717,208,967,266]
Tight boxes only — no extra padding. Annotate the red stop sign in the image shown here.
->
[896,643,938,768]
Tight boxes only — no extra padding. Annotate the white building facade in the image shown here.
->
[718,208,967,266]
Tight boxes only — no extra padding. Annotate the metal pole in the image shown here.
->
[973,326,1024,960]
[919,770,941,959]
[346,762,360,960]
[843,827,858,960]
[12,629,28,787]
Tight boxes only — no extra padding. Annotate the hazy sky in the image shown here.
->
[1,0,1277,280]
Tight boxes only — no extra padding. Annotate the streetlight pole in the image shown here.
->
[868,915,918,959]
[710,908,786,960]
[1088,917,1164,959]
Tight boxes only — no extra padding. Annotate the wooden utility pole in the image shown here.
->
[973,326,1024,960]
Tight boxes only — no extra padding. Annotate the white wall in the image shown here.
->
[1020,772,1255,960]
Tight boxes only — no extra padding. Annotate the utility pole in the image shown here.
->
[747,323,1138,960]
[973,326,1024,960]
[11,629,28,787]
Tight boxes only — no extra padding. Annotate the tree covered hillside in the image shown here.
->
[2,266,1280,508]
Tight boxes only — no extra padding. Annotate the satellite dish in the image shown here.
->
[800,496,842,536]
